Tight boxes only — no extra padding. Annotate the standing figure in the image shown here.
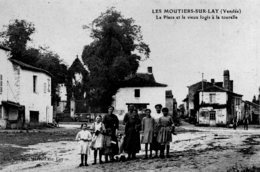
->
[157,107,174,158]
[91,115,105,164]
[151,104,163,158]
[123,105,141,160]
[233,114,238,130]
[141,109,155,159]
[103,106,119,162]
[75,123,92,167]
[243,115,249,130]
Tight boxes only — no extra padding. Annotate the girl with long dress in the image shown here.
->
[157,107,174,158]
[123,105,141,160]
[151,104,163,158]
[91,115,105,164]
[141,109,155,159]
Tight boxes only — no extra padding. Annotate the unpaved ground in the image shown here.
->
[1,124,260,172]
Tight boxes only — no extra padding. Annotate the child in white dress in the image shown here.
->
[91,115,105,164]
[75,123,92,167]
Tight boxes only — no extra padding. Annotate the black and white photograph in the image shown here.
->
[0,0,260,171]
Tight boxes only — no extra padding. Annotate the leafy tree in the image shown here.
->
[82,8,150,111]
[0,19,35,59]
[0,19,68,106]
[35,47,68,105]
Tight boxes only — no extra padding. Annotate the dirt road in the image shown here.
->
[1,124,260,172]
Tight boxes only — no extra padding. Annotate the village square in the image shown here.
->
[1,0,260,172]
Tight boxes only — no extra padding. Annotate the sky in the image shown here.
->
[0,0,260,104]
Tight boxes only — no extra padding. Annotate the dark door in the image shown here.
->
[30,111,39,123]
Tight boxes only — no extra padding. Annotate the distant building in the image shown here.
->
[112,67,174,121]
[242,100,260,124]
[185,70,243,126]
[0,46,53,129]
[55,83,67,114]
[197,85,242,126]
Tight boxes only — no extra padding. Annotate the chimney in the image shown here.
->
[229,80,233,92]
[147,66,153,74]
[223,70,230,90]
[211,79,215,84]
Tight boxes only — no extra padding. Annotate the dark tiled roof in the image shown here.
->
[120,73,167,88]
[243,100,260,107]
[198,85,242,97]
[9,58,52,77]
[0,45,11,51]
[69,57,87,72]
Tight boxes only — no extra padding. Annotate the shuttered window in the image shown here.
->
[47,79,51,92]
[0,74,3,94]
[44,83,47,93]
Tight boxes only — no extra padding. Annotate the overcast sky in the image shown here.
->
[1,0,260,104]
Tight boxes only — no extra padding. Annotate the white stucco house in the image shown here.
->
[112,67,173,121]
[0,46,53,129]
[197,85,242,126]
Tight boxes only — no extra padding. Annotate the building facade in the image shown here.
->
[0,46,53,129]
[185,70,243,126]
[112,67,173,121]
[197,85,242,126]
[242,100,260,124]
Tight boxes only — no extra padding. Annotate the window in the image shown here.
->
[134,89,140,97]
[33,75,37,93]
[209,93,216,103]
[209,111,216,120]
[235,98,241,106]
[0,74,2,94]
[44,83,47,93]
[47,79,51,92]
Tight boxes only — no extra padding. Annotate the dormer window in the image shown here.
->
[0,74,2,94]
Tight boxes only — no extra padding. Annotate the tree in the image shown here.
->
[0,19,35,59]
[82,8,150,111]
[0,19,68,106]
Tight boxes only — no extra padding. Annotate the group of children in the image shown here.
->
[141,106,175,159]
[75,115,106,166]
[75,104,176,167]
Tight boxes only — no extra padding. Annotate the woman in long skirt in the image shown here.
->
[123,105,141,160]
[103,106,119,162]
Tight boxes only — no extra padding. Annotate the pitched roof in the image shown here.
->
[243,100,260,107]
[0,45,11,51]
[120,73,167,88]
[9,58,52,77]
[198,85,242,97]
[69,57,87,72]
